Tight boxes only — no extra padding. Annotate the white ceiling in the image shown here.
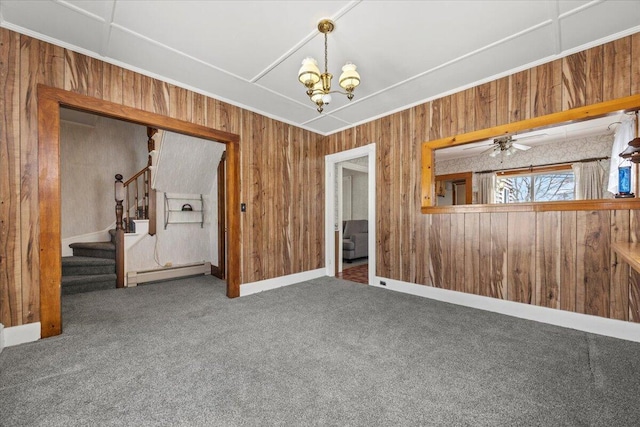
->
[2,1,639,135]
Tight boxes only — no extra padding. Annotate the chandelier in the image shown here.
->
[297,19,360,113]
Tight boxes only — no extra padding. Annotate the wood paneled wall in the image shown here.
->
[0,28,324,328]
[321,33,640,324]
[2,27,640,330]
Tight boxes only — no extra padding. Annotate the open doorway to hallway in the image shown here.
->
[325,144,376,286]
[336,158,369,285]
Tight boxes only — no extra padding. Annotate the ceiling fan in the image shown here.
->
[463,134,544,157]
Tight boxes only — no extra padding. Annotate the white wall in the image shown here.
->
[345,170,368,220]
[60,112,148,238]
[127,132,225,271]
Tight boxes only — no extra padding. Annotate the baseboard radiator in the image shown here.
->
[127,262,211,286]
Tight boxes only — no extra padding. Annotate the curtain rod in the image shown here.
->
[475,156,609,175]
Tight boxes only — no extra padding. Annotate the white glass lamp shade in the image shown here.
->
[310,80,324,103]
[339,62,360,90]
[489,149,500,158]
[322,93,332,104]
[298,57,321,86]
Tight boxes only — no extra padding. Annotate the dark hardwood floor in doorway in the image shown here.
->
[337,263,368,284]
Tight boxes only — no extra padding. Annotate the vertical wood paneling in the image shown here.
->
[576,211,610,317]
[399,109,414,282]
[507,212,535,304]
[440,95,452,139]
[562,51,586,109]
[509,70,530,123]
[451,91,464,136]
[464,213,480,295]
[281,125,292,276]
[191,92,206,125]
[478,213,492,297]
[630,270,640,323]
[451,213,465,292]
[142,78,169,116]
[531,59,562,116]
[474,81,496,130]
[495,77,509,127]
[122,68,142,109]
[490,212,508,299]
[169,84,192,122]
[560,211,577,312]
[603,37,631,102]
[378,116,392,277]
[632,33,640,95]
[413,104,431,286]
[102,63,123,104]
[610,210,630,321]
[629,210,640,322]
[536,211,561,308]
[0,28,22,327]
[429,99,442,140]
[3,26,640,330]
[389,113,402,280]
[585,45,603,105]
[64,50,88,94]
[313,134,324,269]
[430,214,450,288]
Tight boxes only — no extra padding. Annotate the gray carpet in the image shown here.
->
[1,276,640,426]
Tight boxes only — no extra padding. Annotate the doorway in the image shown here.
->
[38,85,241,338]
[325,144,376,286]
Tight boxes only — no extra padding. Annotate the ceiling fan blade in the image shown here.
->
[512,142,531,151]
[462,142,494,150]
[512,133,548,142]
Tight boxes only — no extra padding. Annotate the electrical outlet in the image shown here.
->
[380,281,386,286]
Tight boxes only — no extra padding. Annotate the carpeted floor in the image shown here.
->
[1,275,640,426]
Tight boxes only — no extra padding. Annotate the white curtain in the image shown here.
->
[475,173,495,204]
[573,161,604,200]
[608,115,636,195]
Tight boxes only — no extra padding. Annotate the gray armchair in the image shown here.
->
[343,219,368,261]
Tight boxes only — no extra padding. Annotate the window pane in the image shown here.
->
[496,176,532,203]
[495,171,575,203]
[533,172,574,201]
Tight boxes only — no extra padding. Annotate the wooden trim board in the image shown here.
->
[38,85,241,338]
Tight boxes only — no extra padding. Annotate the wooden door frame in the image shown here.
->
[216,151,227,279]
[38,85,241,338]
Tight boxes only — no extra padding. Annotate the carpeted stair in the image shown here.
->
[62,230,117,294]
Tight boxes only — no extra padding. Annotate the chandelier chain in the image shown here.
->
[324,32,328,74]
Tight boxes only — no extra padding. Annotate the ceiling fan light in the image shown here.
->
[489,149,500,158]
[298,57,320,86]
[339,62,360,90]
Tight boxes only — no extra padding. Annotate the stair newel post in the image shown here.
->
[147,127,158,236]
[114,174,125,288]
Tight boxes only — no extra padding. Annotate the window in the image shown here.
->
[495,166,575,203]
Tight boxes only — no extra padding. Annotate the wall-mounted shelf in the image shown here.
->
[612,242,640,273]
[164,194,204,229]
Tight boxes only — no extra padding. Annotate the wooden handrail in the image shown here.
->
[124,165,149,187]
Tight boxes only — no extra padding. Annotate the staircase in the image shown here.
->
[62,230,117,295]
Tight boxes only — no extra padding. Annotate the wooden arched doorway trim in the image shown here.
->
[38,85,241,338]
